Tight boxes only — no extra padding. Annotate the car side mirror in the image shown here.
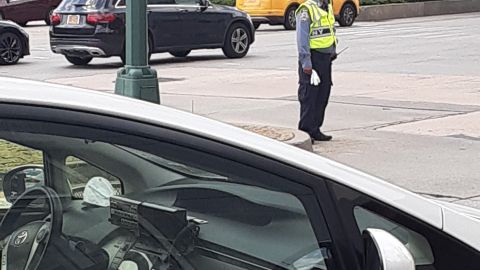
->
[363,228,415,270]
[2,165,45,203]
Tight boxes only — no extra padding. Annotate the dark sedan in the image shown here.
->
[0,0,62,25]
[0,20,29,65]
[50,0,255,65]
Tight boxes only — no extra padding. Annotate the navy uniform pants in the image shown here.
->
[298,51,332,138]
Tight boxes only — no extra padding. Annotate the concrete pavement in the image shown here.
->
[3,13,480,207]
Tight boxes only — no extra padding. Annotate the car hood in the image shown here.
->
[0,20,19,27]
[0,20,29,37]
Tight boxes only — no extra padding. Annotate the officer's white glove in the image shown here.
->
[310,70,321,86]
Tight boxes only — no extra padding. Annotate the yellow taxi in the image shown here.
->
[236,0,360,29]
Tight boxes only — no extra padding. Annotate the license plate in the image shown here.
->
[67,15,80,25]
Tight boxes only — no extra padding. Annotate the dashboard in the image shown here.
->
[60,181,331,270]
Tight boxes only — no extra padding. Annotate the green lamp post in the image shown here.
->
[115,0,160,104]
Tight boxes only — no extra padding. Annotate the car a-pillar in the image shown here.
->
[115,0,160,104]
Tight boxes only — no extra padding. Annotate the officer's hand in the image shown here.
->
[303,68,313,75]
[331,52,338,61]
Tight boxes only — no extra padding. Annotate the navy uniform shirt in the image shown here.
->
[296,0,336,69]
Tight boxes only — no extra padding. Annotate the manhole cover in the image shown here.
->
[238,125,295,142]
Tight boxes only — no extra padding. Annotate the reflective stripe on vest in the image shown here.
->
[297,0,336,49]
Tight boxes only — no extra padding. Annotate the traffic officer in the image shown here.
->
[296,0,337,142]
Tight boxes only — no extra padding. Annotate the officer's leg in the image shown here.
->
[316,53,332,130]
[298,64,320,138]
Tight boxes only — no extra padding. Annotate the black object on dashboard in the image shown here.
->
[109,195,201,257]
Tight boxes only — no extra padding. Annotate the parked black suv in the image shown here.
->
[50,0,255,65]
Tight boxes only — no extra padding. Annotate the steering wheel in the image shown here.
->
[0,186,62,270]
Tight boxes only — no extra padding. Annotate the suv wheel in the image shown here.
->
[0,32,23,65]
[222,23,250,59]
[65,56,93,66]
[169,50,191,58]
[339,3,356,27]
[284,6,297,30]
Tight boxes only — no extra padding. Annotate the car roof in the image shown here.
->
[0,77,474,240]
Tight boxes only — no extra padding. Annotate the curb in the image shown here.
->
[357,0,480,21]
[234,124,313,152]
[284,129,314,152]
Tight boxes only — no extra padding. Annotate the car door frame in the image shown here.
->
[325,178,480,270]
[147,1,186,52]
[115,0,185,52]
[0,102,362,270]
[176,1,230,48]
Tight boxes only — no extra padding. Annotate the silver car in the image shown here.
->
[0,77,479,270]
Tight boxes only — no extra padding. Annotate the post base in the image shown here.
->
[115,66,160,104]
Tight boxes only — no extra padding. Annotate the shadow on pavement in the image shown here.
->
[64,55,228,70]
[256,27,290,33]
[22,23,49,28]
[149,55,226,65]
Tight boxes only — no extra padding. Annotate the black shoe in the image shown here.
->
[312,132,332,142]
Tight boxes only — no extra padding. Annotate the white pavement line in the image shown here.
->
[337,25,468,38]
[423,33,470,39]
[338,26,424,35]
[256,32,292,38]
[379,111,480,138]
[347,28,456,38]
[392,31,458,38]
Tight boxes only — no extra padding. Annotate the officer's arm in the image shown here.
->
[296,8,312,70]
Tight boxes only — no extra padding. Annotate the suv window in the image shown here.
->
[148,0,175,5]
[354,206,434,265]
[58,0,109,11]
[175,0,199,5]
[117,0,177,6]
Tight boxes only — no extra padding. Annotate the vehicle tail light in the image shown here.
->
[86,13,117,25]
[50,14,62,26]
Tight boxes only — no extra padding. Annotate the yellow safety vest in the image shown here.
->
[296,0,336,49]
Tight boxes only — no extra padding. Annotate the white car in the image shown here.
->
[0,77,479,270]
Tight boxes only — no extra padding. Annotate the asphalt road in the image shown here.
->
[2,13,480,208]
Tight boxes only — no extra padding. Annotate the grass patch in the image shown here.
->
[0,140,43,175]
